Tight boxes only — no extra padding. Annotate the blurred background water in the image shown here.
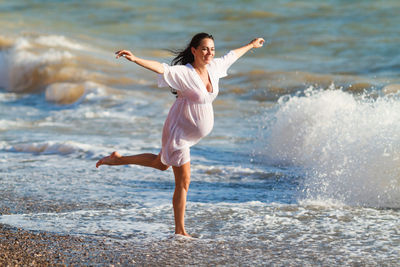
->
[0,0,399,265]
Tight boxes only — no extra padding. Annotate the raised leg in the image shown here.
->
[96,151,169,171]
[172,161,191,237]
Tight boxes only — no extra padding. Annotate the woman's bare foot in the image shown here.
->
[96,151,122,168]
[175,231,192,238]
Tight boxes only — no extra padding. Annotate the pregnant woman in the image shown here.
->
[96,33,264,237]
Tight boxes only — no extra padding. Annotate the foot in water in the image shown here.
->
[96,151,122,168]
[175,231,192,238]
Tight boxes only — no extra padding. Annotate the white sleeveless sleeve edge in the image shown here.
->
[157,63,171,88]
[157,63,188,92]
[214,50,238,78]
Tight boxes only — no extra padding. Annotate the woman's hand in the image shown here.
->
[115,50,137,62]
[233,37,266,59]
[249,38,265,49]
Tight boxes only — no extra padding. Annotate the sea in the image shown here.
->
[0,0,399,265]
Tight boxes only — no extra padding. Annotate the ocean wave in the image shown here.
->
[2,140,96,157]
[1,140,143,162]
[0,119,29,131]
[260,88,400,208]
[0,35,76,93]
[45,82,85,104]
[35,35,87,50]
[0,34,135,103]
[193,163,287,183]
[223,69,390,102]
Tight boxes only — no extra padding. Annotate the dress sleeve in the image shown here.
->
[212,50,238,78]
[157,63,184,91]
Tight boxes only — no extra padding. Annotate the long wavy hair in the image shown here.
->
[170,32,214,66]
[168,33,213,95]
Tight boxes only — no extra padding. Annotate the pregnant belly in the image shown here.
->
[182,104,214,140]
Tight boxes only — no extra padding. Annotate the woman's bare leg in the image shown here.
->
[97,152,193,236]
[96,151,169,171]
[172,161,191,237]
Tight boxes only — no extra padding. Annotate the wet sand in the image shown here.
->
[1,222,396,266]
[0,222,278,266]
[0,223,137,266]
[0,223,228,266]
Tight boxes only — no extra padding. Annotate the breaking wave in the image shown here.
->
[1,140,96,157]
[261,88,400,208]
[0,34,134,104]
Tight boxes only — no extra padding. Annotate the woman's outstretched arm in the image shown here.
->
[233,38,265,59]
[115,49,164,74]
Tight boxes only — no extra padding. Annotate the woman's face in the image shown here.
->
[191,38,215,65]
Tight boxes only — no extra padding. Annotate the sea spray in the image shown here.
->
[261,88,400,208]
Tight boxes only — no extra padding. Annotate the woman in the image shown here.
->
[96,33,264,237]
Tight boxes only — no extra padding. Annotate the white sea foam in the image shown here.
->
[3,141,95,156]
[1,201,398,265]
[0,119,28,131]
[0,205,172,241]
[194,164,261,178]
[262,88,400,208]
[35,35,86,50]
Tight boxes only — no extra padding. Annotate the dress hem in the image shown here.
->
[160,151,190,167]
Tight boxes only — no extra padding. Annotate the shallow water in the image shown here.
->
[1,0,400,265]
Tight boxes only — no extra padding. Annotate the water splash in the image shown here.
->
[262,88,400,208]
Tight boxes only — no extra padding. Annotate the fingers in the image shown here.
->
[115,49,129,55]
[115,49,132,59]
[251,38,266,48]
[256,38,265,44]
[115,50,125,58]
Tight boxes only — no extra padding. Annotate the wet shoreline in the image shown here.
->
[1,222,397,266]
[0,223,138,266]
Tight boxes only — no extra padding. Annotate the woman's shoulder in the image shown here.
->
[208,51,238,77]
[164,63,192,74]
[161,64,192,82]
[211,51,236,64]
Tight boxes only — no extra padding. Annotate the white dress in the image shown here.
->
[157,51,238,166]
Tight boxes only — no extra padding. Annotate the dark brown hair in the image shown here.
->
[170,32,214,66]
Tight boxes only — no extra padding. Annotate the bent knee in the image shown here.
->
[150,157,169,171]
[154,161,169,171]
[158,164,170,171]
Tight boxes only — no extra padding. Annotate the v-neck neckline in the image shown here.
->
[188,63,214,94]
